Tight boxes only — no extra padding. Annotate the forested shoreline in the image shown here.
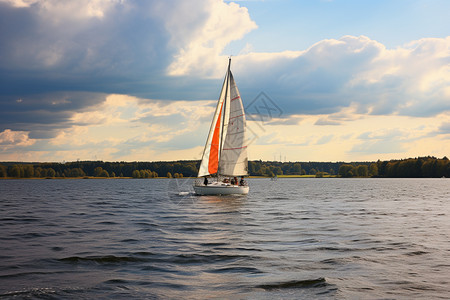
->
[0,156,448,179]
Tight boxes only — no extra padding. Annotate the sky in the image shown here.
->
[0,0,449,163]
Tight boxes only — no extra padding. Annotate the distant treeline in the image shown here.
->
[0,156,448,178]
[372,156,450,178]
[0,161,198,179]
[336,156,449,178]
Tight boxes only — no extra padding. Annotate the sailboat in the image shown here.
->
[193,58,249,195]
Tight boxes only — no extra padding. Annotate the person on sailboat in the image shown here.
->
[204,177,208,186]
[239,177,245,186]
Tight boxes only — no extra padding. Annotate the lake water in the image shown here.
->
[0,178,449,299]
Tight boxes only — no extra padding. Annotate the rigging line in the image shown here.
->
[198,59,229,177]
[218,57,232,178]
[224,130,245,136]
[229,114,244,120]
[223,146,247,151]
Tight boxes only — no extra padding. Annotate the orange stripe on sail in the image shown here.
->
[208,102,223,174]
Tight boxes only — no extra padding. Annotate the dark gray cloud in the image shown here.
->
[0,92,107,137]
[0,0,211,137]
[438,122,450,135]
[0,1,172,80]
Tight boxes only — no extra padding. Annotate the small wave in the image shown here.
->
[15,232,48,238]
[133,251,155,256]
[304,246,355,252]
[199,242,228,247]
[134,221,160,227]
[14,217,42,223]
[140,265,173,272]
[104,278,129,284]
[0,286,89,298]
[0,287,58,298]
[320,257,363,266]
[321,258,342,265]
[176,226,212,232]
[265,197,290,200]
[235,247,264,252]
[95,221,118,225]
[405,250,429,256]
[173,253,248,264]
[0,271,62,279]
[58,255,148,264]
[207,266,263,274]
[120,238,139,243]
[256,277,327,290]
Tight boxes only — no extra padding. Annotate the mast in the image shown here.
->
[197,59,229,178]
[218,64,248,177]
[218,57,231,178]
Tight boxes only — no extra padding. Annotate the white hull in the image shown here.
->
[193,182,249,195]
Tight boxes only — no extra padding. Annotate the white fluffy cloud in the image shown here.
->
[165,0,257,77]
[232,35,450,118]
[0,0,36,7]
[0,129,34,146]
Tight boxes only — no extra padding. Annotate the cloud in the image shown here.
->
[232,35,450,119]
[315,117,341,126]
[165,0,257,77]
[2,1,449,126]
[1,0,449,162]
[264,116,303,126]
[437,122,450,135]
[47,94,214,158]
[316,134,334,145]
[351,129,410,154]
[0,0,36,8]
[0,92,107,138]
[0,0,257,90]
[0,0,258,140]
[0,1,172,85]
[314,105,365,125]
[350,139,405,155]
[0,129,34,147]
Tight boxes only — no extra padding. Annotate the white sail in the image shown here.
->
[197,59,247,178]
[218,72,248,176]
[197,68,229,177]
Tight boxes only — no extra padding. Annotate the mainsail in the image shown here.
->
[197,59,248,178]
[218,72,248,176]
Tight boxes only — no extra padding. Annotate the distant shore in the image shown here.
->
[1,156,449,178]
[0,175,343,180]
